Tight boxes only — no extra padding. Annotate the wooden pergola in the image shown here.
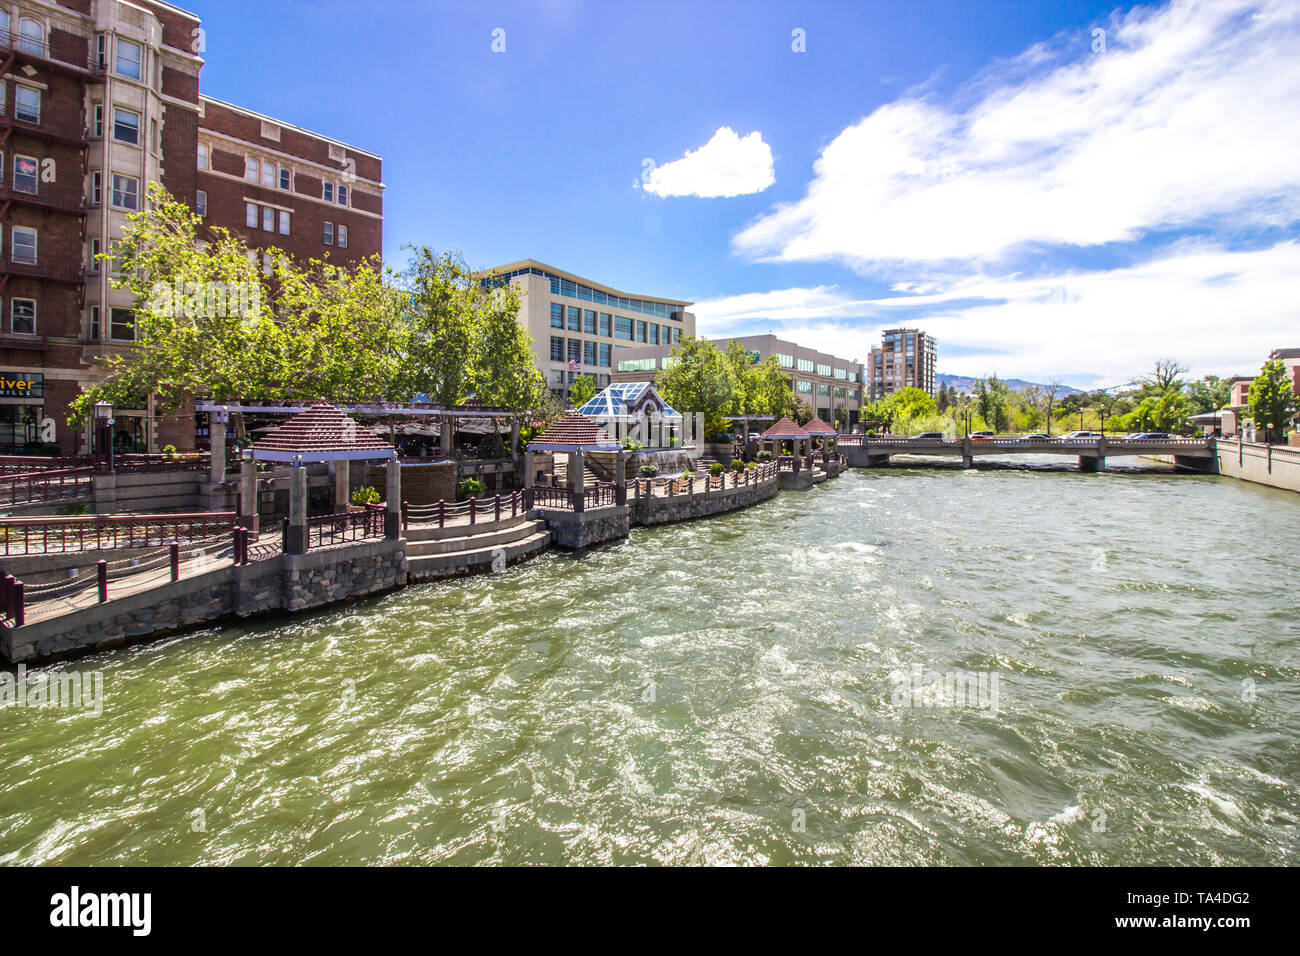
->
[762,418,811,470]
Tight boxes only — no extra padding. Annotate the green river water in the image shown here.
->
[1,464,1297,865]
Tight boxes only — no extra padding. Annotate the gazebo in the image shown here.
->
[801,417,837,463]
[762,418,811,471]
[576,382,681,448]
[246,401,400,553]
[525,411,625,509]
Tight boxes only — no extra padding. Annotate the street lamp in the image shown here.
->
[93,400,114,472]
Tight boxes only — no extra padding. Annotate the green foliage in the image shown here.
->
[567,374,597,408]
[747,461,758,470]
[162,444,177,458]
[1186,375,1230,415]
[351,486,382,506]
[457,477,486,500]
[756,450,773,462]
[1248,359,1299,441]
[730,459,745,471]
[709,462,725,476]
[657,336,736,422]
[638,464,659,478]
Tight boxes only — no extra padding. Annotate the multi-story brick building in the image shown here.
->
[867,328,937,399]
[610,333,866,426]
[0,0,382,456]
[476,259,694,404]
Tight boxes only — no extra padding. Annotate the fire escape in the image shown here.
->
[0,24,102,349]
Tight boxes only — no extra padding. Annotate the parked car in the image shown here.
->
[1125,432,1170,440]
[1016,433,1050,442]
[969,431,996,442]
[1061,431,1103,440]
[916,432,946,440]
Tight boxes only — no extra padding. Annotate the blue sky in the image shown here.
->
[192,0,1300,388]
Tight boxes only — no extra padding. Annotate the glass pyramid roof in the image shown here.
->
[576,382,681,420]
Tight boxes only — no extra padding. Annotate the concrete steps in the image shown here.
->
[405,514,531,543]
[406,517,543,556]
[405,522,548,582]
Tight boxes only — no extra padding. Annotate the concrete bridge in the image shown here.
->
[838,436,1217,473]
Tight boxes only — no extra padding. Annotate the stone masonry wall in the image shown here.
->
[631,475,779,526]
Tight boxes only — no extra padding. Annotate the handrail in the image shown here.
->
[0,466,92,506]
[0,512,237,555]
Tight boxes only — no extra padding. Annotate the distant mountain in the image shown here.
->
[935,373,1085,396]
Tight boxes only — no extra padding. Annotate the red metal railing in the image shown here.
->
[0,467,92,505]
[305,508,384,550]
[403,491,524,528]
[0,512,236,556]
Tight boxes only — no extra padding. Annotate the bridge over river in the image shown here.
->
[837,435,1217,472]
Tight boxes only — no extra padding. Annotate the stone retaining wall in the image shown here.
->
[631,474,779,525]
[540,506,630,549]
[1214,440,1300,494]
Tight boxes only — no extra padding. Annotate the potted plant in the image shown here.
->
[350,485,382,510]
[637,464,659,479]
[730,459,745,472]
[457,477,486,501]
[710,462,725,477]
[674,469,694,493]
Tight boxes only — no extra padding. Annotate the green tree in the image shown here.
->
[567,374,597,408]
[657,336,736,423]
[1247,359,1298,443]
[1187,375,1231,415]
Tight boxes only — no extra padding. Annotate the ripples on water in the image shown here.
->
[1,465,1297,865]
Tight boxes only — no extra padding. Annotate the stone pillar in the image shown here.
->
[209,411,227,485]
[510,418,520,479]
[524,451,536,489]
[385,455,402,538]
[440,415,453,457]
[961,436,973,469]
[286,462,308,554]
[239,458,260,532]
[333,460,350,512]
[615,448,627,505]
[572,449,585,494]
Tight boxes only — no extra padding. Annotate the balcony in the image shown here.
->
[0,184,87,216]
[0,257,85,285]
[0,26,99,77]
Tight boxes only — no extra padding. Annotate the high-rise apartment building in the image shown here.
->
[477,259,694,402]
[1,0,382,455]
[867,328,936,399]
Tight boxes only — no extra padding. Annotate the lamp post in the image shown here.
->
[93,400,114,472]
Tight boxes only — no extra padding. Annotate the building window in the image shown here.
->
[89,238,101,272]
[245,157,259,182]
[649,324,659,346]
[550,304,564,329]
[17,18,43,56]
[109,307,135,341]
[797,380,812,394]
[615,316,632,341]
[278,210,290,235]
[93,104,104,138]
[12,226,37,264]
[797,358,814,373]
[12,155,37,194]
[636,320,647,343]
[149,118,157,152]
[567,339,580,365]
[245,202,258,228]
[111,174,139,210]
[583,341,596,366]
[112,107,140,145]
[322,182,334,203]
[197,143,208,168]
[777,353,794,368]
[279,168,291,190]
[261,162,274,189]
[673,328,681,344]
[11,298,35,334]
[196,190,207,217]
[337,185,348,206]
[567,306,580,332]
[261,206,273,231]
[90,306,100,341]
[599,313,611,337]
[599,343,611,367]
[95,34,106,70]
[115,38,143,80]
[323,221,334,245]
[14,85,40,124]
[583,309,596,335]
[89,171,101,206]
[337,224,347,248]
[550,336,563,362]
[817,363,831,377]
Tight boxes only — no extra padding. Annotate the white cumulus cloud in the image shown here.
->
[643,127,775,198]
[733,0,1300,269]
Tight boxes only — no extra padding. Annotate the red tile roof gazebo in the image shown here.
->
[527,412,620,453]
[762,418,810,440]
[248,401,396,463]
[801,417,837,436]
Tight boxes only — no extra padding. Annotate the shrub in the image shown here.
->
[747,461,758,470]
[638,464,659,478]
[162,444,177,458]
[709,462,725,476]
[757,450,773,462]
[680,470,694,482]
[351,485,382,506]
[730,459,745,471]
[457,478,486,500]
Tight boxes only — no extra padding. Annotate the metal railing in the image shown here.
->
[404,491,525,528]
[0,512,237,556]
[303,507,384,550]
[0,467,92,506]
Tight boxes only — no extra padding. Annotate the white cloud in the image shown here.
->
[642,127,775,198]
[733,0,1300,268]
[694,242,1300,385]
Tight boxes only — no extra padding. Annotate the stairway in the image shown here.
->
[552,459,603,486]
[406,514,551,581]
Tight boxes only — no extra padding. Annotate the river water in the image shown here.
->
[1,463,1297,865]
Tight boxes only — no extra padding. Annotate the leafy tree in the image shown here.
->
[657,336,736,422]
[1247,359,1298,443]
[1187,375,1231,415]
[567,374,597,408]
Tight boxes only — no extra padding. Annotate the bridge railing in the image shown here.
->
[0,512,237,556]
[0,467,94,506]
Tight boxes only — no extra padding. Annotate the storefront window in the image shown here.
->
[0,404,43,452]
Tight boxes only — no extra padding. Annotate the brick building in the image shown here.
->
[0,0,382,456]
[867,328,937,399]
